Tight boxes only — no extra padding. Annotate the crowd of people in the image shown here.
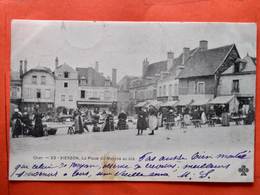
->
[11,107,44,138]
[11,101,255,138]
[135,102,255,135]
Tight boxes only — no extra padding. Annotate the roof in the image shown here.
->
[169,48,198,73]
[178,44,235,78]
[22,66,54,78]
[191,96,212,106]
[134,101,148,107]
[144,60,167,77]
[55,63,76,72]
[76,67,108,87]
[146,100,162,109]
[209,95,236,104]
[250,57,256,65]
[176,96,194,106]
[161,100,178,107]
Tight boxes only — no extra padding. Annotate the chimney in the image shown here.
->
[88,69,93,86]
[24,59,28,73]
[19,60,23,78]
[167,51,174,71]
[182,47,190,65]
[142,58,149,78]
[112,68,117,87]
[55,57,59,69]
[199,40,208,51]
[95,61,99,72]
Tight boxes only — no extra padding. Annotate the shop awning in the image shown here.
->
[176,96,193,106]
[77,101,113,105]
[209,95,236,104]
[146,100,162,108]
[134,101,148,108]
[191,96,211,106]
[161,100,179,107]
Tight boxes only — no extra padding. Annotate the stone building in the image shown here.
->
[54,58,78,110]
[177,41,241,106]
[117,75,138,114]
[76,65,118,112]
[217,54,256,106]
[21,65,55,114]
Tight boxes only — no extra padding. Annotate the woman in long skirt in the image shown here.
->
[33,108,44,137]
[148,106,158,135]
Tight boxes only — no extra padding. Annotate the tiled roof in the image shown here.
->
[178,44,234,78]
[251,57,256,65]
[144,60,167,77]
[76,67,107,87]
[22,66,54,78]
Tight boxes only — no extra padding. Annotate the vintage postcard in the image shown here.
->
[9,20,256,182]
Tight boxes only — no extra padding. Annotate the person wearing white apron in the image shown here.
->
[148,106,158,135]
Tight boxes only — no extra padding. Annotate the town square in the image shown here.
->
[9,21,256,182]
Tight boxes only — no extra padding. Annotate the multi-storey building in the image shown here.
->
[21,66,55,113]
[217,54,256,107]
[76,65,118,112]
[54,58,78,110]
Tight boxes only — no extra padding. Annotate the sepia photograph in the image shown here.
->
[9,20,256,182]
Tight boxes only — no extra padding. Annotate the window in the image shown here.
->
[163,85,166,96]
[234,63,240,73]
[232,80,239,93]
[64,82,68,88]
[80,78,88,85]
[36,89,41,99]
[169,84,172,96]
[32,75,37,84]
[81,90,85,99]
[64,71,69,78]
[41,76,46,85]
[197,82,205,94]
[159,86,162,97]
[45,89,51,99]
[69,95,73,101]
[61,95,65,101]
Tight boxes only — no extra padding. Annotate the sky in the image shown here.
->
[11,20,256,81]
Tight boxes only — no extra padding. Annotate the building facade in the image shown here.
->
[76,67,118,112]
[54,61,78,110]
[217,54,256,106]
[10,71,22,105]
[177,41,241,104]
[21,66,55,113]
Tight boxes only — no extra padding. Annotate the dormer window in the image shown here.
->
[64,71,69,78]
[80,76,87,85]
[234,63,240,73]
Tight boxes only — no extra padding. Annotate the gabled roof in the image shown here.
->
[178,44,235,78]
[22,66,54,78]
[76,67,109,87]
[144,60,167,77]
[55,63,76,72]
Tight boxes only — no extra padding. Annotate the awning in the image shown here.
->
[134,101,148,108]
[146,100,162,108]
[161,100,179,107]
[176,96,193,106]
[209,95,236,104]
[191,96,211,106]
[77,101,112,105]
